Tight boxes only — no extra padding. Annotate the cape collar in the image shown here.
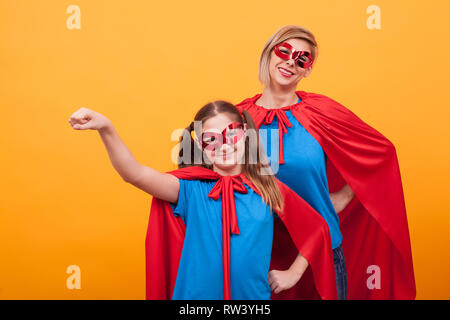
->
[245,91,308,164]
[247,90,308,111]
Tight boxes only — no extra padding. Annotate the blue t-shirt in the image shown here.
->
[259,97,343,249]
[169,178,274,300]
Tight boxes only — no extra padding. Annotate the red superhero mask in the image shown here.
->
[201,122,245,151]
[273,42,314,69]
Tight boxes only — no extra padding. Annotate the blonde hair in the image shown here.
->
[258,25,319,86]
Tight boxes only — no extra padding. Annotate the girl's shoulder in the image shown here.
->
[177,178,217,197]
[178,178,216,187]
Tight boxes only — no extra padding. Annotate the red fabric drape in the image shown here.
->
[145,166,337,300]
[236,91,416,299]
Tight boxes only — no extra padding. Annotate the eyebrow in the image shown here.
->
[294,48,311,53]
[202,129,223,133]
[281,42,311,53]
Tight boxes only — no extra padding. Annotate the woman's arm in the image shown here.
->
[268,252,309,294]
[68,107,179,203]
[329,184,355,214]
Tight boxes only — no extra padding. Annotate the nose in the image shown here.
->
[219,142,234,154]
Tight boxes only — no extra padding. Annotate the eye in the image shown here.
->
[204,136,215,143]
[299,53,311,62]
[202,132,219,144]
[298,56,308,62]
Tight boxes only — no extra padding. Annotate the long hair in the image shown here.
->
[178,100,284,212]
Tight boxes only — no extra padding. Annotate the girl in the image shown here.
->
[236,25,415,299]
[68,100,337,300]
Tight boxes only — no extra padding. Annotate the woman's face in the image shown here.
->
[268,38,313,88]
[196,113,247,171]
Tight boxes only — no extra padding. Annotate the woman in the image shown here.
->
[236,25,416,299]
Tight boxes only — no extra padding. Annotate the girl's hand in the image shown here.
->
[268,269,303,294]
[68,107,112,131]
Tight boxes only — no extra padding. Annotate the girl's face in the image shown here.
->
[196,113,247,172]
[268,38,313,88]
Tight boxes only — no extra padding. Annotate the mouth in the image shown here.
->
[278,67,294,77]
[213,147,238,163]
[216,149,235,158]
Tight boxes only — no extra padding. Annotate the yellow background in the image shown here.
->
[1,0,449,299]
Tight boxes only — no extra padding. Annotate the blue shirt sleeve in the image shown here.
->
[169,178,188,222]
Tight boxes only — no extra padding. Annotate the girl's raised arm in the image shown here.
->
[68,107,179,203]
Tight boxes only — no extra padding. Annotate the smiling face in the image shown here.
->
[196,113,247,173]
[268,38,313,88]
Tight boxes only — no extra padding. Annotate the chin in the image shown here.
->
[213,161,238,170]
[213,154,245,170]
[213,163,241,174]
[272,76,295,87]
[270,71,301,87]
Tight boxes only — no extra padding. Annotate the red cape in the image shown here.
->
[145,166,337,300]
[236,90,416,299]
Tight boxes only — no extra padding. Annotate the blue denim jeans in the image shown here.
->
[333,244,348,300]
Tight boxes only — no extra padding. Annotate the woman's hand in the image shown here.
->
[268,252,308,294]
[68,107,112,132]
[268,269,303,294]
[329,184,355,214]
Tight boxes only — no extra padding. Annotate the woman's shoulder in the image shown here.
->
[298,90,346,107]
[235,94,261,111]
[296,90,359,119]
[298,91,395,149]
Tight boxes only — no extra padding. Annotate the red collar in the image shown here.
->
[245,91,309,164]
[246,90,309,110]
